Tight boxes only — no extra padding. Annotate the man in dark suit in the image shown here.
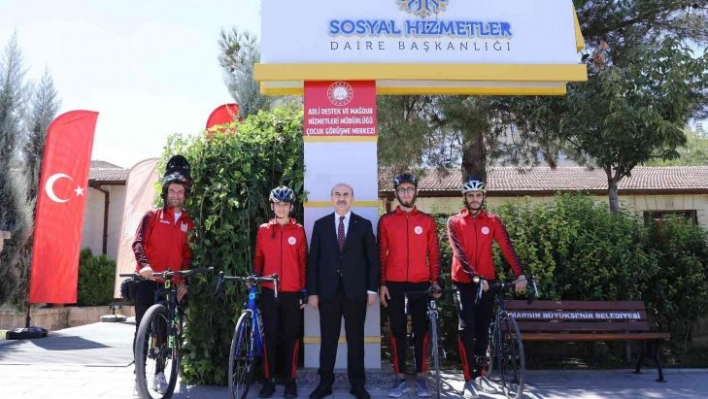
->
[307,183,379,399]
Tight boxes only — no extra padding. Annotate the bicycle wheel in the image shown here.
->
[135,304,179,399]
[429,313,441,398]
[497,314,525,399]
[229,310,254,399]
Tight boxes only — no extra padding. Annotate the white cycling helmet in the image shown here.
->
[461,178,486,193]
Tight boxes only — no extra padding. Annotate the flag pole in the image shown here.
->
[0,231,47,340]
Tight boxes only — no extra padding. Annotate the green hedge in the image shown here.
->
[163,106,304,385]
[430,194,708,359]
[645,216,708,343]
[76,248,115,306]
[493,194,658,301]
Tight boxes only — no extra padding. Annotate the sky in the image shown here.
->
[0,0,262,169]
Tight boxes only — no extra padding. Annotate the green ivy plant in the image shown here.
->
[161,106,304,385]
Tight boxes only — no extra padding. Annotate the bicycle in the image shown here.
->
[403,286,455,399]
[120,267,214,399]
[214,272,279,399]
[474,276,537,399]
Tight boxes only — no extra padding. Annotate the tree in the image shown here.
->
[576,1,708,47]
[498,2,708,212]
[23,69,59,203]
[433,96,513,181]
[559,38,707,213]
[218,27,273,119]
[13,69,60,305]
[376,95,436,170]
[0,34,31,305]
[644,128,708,165]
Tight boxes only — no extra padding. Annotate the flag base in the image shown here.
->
[100,303,127,322]
[5,326,48,340]
[100,314,127,322]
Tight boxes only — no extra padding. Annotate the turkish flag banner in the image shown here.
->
[30,110,99,304]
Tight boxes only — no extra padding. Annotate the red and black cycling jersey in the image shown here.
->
[133,207,194,282]
[378,206,440,285]
[447,208,524,283]
[254,218,307,292]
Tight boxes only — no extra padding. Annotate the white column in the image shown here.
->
[301,80,380,369]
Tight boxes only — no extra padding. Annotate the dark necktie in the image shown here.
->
[337,216,345,250]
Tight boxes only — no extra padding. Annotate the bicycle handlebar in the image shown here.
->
[472,275,539,304]
[214,272,280,299]
[119,267,214,282]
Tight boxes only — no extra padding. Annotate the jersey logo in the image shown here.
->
[481,226,490,235]
[288,236,297,245]
[181,223,189,232]
[414,226,423,235]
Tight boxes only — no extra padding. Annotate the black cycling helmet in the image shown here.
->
[165,155,190,175]
[269,185,296,203]
[393,172,418,189]
[161,155,192,204]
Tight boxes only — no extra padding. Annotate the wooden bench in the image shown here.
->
[506,300,671,382]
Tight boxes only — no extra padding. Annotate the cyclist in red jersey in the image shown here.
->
[379,172,441,398]
[446,177,527,399]
[132,155,194,396]
[253,186,307,399]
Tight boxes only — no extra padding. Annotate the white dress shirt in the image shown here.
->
[334,211,351,236]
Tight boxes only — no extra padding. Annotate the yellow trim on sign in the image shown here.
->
[303,336,381,344]
[573,9,585,52]
[303,136,378,143]
[266,85,566,96]
[378,86,566,95]
[255,63,587,83]
[304,201,380,208]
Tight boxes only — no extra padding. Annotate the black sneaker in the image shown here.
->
[259,379,276,398]
[284,379,298,398]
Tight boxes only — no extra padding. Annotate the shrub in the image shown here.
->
[163,106,304,385]
[76,247,115,306]
[494,194,658,301]
[645,216,708,343]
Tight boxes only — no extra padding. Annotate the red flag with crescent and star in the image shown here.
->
[29,110,99,304]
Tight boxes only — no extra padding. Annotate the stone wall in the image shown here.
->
[0,305,135,331]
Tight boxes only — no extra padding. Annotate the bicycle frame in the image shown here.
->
[243,283,264,359]
[402,287,454,399]
[216,272,279,399]
[152,279,183,351]
[474,276,532,399]
[122,267,213,399]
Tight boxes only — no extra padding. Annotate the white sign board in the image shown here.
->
[261,0,579,64]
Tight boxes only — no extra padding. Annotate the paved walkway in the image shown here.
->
[0,321,706,398]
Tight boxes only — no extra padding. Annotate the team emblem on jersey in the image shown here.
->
[288,236,297,245]
[481,226,490,235]
[414,226,423,235]
[181,223,188,232]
